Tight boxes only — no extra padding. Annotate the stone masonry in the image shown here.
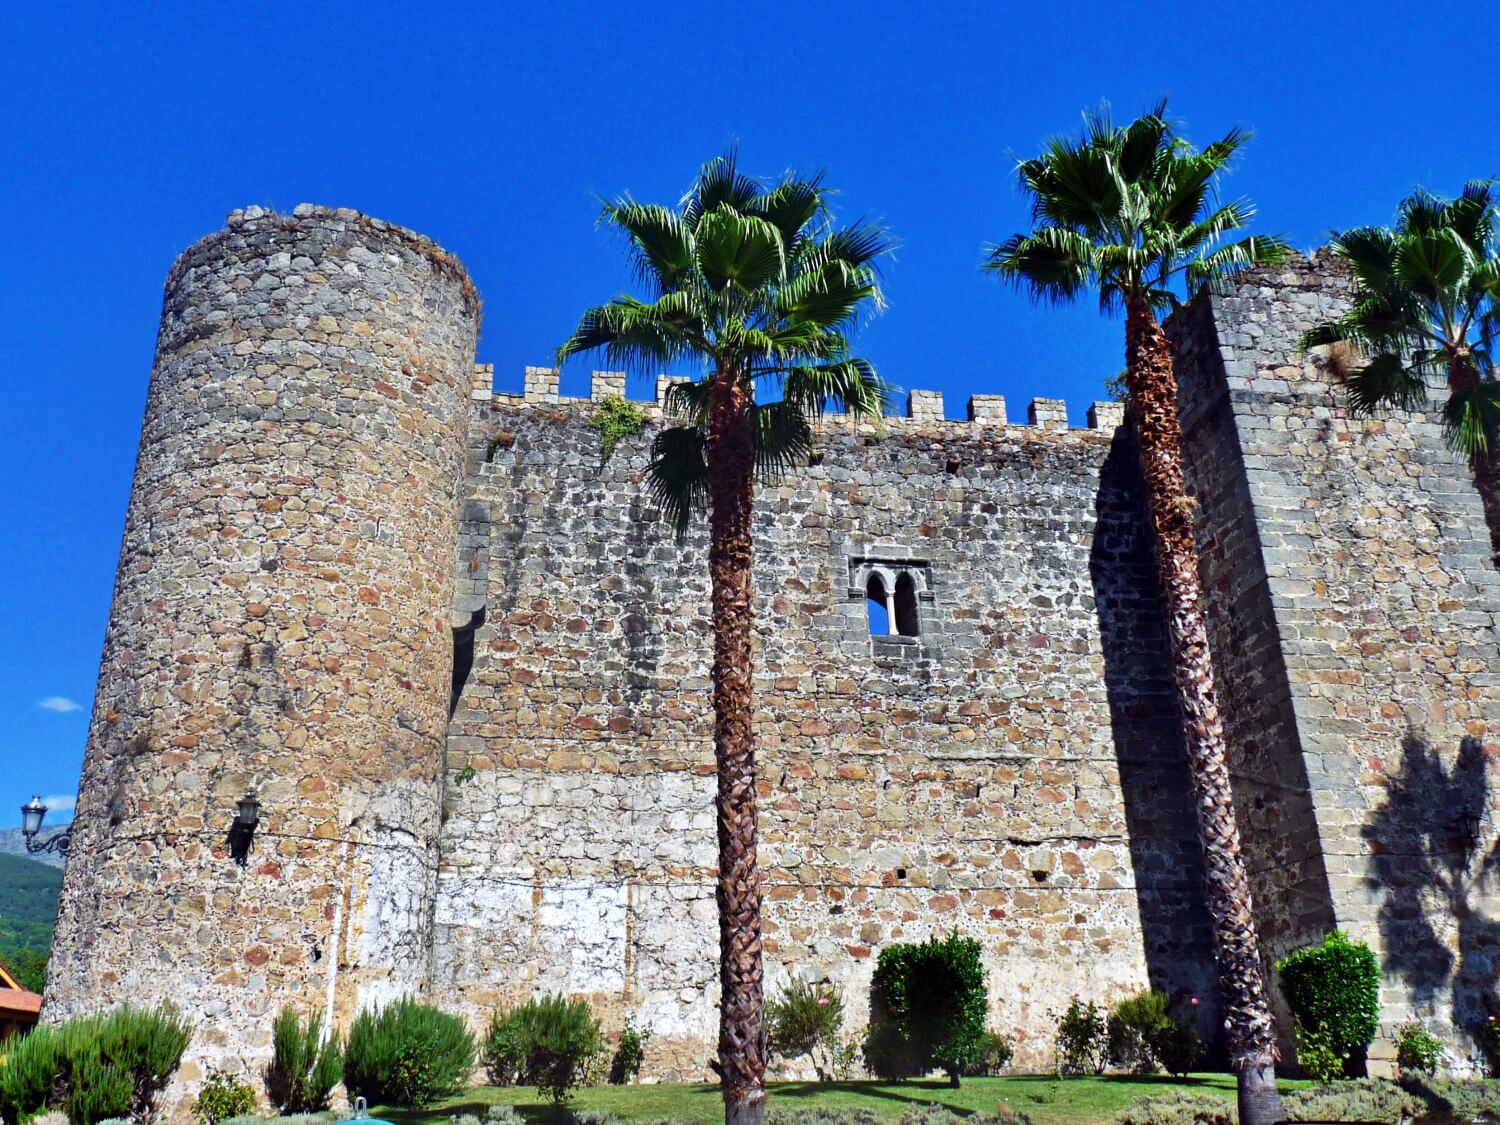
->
[48,212,1500,1107]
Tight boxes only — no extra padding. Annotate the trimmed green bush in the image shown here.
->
[481,994,604,1104]
[0,1005,190,1125]
[1055,997,1108,1076]
[1395,1022,1443,1076]
[266,1007,341,1112]
[1400,1077,1500,1118]
[343,997,476,1109]
[869,931,989,1085]
[191,1070,255,1125]
[768,981,844,1079]
[1276,929,1380,1073]
[1148,1019,1203,1079]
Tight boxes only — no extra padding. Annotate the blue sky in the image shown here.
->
[2,1,1496,825]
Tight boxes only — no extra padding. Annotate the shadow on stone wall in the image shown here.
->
[1089,425,1222,1052]
[1364,733,1500,1053]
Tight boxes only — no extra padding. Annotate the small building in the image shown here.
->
[0,960,42,1039]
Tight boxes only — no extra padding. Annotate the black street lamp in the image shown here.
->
[20,795,71,857]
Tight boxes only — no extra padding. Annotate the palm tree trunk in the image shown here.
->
[706,363,767,1125]
[1446,355,1500,563]
[1125,300,1283,1125]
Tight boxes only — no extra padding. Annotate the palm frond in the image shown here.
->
[1184,235,1290,288]
[599,198,695,292]
[781,357,890,420]
[646,425,709,536]
[1395,228,1474,300]
[753,401,816,480]
[985,228,1096,304]
[1343,352,1430,415]
[1443,380,1500,460]
[682,150,761,230]
[694,207,786,292]
[1329,227,1399,291]
[752,176,827,249]
[557,298,696,372]
[663,377,711,425]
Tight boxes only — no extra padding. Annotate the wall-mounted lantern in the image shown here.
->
[20,795,71,857]
[229,790,261,866]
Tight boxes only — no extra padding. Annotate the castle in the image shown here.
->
[45,205,1500,1102]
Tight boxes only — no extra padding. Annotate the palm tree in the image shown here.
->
[558,152,891,1125]
[1301,182,1500,557]
[987,102,1289,1125]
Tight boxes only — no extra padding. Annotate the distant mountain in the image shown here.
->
[0,824,69,869]
[0,851,62,992]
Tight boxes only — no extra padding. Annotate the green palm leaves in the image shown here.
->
[558,152,893,531]
[986,101,1287,315]
[1301,182,1500,460]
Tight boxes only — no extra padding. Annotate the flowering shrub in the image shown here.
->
[768,980,845,1080]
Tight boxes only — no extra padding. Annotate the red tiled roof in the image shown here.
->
[0,988,43,1018]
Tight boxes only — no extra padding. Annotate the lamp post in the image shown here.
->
[20,795,71,857]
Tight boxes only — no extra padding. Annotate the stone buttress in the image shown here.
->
[1172,255,1500,1072]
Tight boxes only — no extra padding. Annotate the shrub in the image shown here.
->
[482,1008,527,1086]
[482,995,603,1104]
[591,396,650,464]
[1395,1022,1443,1076]
[1281,1078,1425,1123]
[860,1020,922,1082]
[0,1022,59,1125]
[0,1005,190,1125]
[768,1109,882,1125]
[266,1008,342,1112]
[192,1070,255,1125]
[607,1017,652,1085]
[869,932,989,1084]
[961,1031,1015,1076]
[1147,1020,1203,1079]
[768,981,844,1079]
[1055,997,1108,1076]
[896,1108,1031,1125]
[1109,992,1169,1073]
[1400,1077,1500,1119]
[1295,1021,1345,1083]
[1113,1092,1232,1125]
[343,997,476,1109]
[1276,929,1380,1069]
[483,1108,523,1125]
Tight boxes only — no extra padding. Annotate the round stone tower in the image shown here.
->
[47,205,480,1093]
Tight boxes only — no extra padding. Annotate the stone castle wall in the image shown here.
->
[433,375,1219,1074]
[48,206,479,1101]
[50,209,1500,1098]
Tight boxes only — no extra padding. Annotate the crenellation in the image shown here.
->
[968,394,1008,425]
[1029,397,1068,430]
[1088,401,1124,430]
[524,365,561,402]
[906,389,943,421]
[591,369,627,401]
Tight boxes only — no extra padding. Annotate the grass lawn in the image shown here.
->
[377,1074,1314,1125]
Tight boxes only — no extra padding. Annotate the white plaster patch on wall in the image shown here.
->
[355,822,436,1013]
[537,880,628,992]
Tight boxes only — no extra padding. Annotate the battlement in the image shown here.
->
[468,362,1126,434]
